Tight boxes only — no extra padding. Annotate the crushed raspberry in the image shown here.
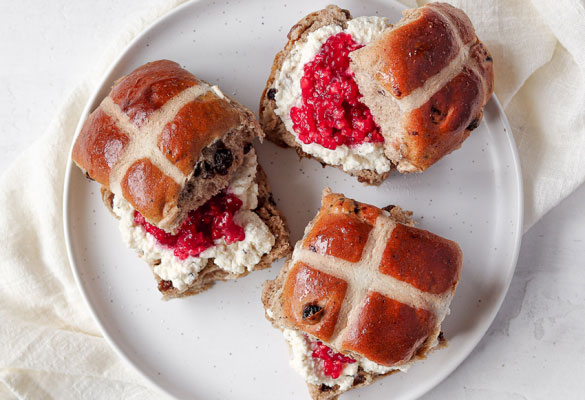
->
[290,33,384,150]
[311,340,356,379]
[134,191,245,260]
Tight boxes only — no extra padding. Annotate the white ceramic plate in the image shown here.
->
[63,1,523,399]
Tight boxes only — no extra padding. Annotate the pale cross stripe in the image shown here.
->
[100,83,212,198]
[431,6,490,99]
[291,213,453,349]
[392,7,487,113]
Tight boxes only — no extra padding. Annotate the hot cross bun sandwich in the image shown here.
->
[262,189,462,399]
[260,3,494,185]
[72,60,292,299]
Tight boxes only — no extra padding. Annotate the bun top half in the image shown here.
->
[351,2,494,172]
[72,60,263,232]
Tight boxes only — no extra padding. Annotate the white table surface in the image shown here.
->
[1,1,584,399]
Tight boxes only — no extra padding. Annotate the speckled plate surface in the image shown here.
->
[63,0,523,399]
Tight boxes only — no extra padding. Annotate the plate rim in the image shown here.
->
[62,1,524,399]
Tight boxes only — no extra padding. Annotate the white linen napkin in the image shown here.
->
[0,3,184,399]
[403,0,585,228]
[1,0,584,398]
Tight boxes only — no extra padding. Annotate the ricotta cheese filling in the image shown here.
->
[112,149,275,291]
[273,16,392,174]
[283,329,417,390]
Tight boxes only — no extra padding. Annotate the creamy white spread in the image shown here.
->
[283,329,413,390]
[284,329,358,391]
[273,16,391,174]
[113,149,275,291]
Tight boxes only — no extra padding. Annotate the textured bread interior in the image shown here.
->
[172,94,265,233]
[261,206,446,400]
[349,55,404,170]
[258,5,392,186]
[103,162,292,299]
[160,164,292,299]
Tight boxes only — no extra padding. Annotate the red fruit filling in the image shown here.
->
[290,32,383,150]
[134,191,245,260]
[311,340,356,379]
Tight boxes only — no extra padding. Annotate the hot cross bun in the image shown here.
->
[260,3,493,184]
[263,189,462,399]
[71,60,291,298]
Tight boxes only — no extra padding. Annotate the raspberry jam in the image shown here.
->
[311,340,356,379]
[290,33,383,150]
[134,191,245,260]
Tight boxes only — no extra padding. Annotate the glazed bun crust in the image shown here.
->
[380,223,462,294]
[282,262,348,342]
[303,213,373,263]
[109,60,199,126]
[72,60,262,231]
[374,4,477,99]
[402,67,482,170]
[341,291,436,365]
[376,7,459,99]
[73,108,129,186]
[119,157,181,223]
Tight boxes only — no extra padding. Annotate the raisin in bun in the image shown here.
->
[260,4,493,184]
[263,189,462,399]
[72,60,291,298]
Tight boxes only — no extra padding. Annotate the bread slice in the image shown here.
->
[259,6,391,185]
[103,162,292,299]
